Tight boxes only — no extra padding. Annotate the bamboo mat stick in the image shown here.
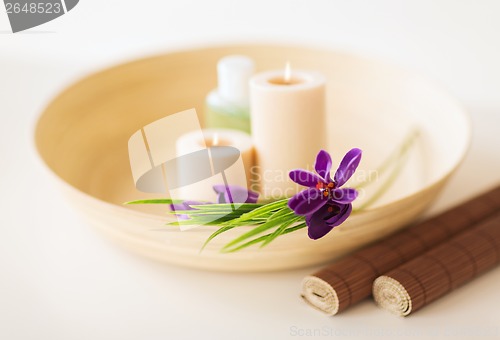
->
[373,211,500,316]
[301,186,500,315]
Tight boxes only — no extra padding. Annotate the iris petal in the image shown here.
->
[213,184,259,203]
[170,200,207,220]
[289,169,325,187]
[306,205,335,240]
[288,192,301,211]
[325,203,352,227]
[288,188,326,216]
[213,184,229,194]
[306,203,352,239]
[170,200,206,211]
[246,191,259,204]
[330,188,358,204]
[334,148,362,187]
[314,150,333,181]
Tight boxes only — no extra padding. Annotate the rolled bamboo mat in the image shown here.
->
[301,186,500,315]
[373,211,500,316]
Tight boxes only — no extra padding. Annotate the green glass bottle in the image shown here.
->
[205,55,254,134]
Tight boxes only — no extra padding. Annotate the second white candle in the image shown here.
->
[250,67,327,200]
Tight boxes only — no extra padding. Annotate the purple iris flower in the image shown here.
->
[213,184,259,204]
[288,149,362,240]
[170,200,208,220]
[170,185,259,219]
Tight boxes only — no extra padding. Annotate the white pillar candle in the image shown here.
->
[173,128,255,202]
[250,66,327,200]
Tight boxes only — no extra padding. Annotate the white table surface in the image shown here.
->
[1,1,500,339]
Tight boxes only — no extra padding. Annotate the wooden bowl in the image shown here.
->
[34,45,470,271]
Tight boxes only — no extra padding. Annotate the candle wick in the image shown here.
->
[284,62,291,84]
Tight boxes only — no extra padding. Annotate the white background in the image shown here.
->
[1,1,500,339]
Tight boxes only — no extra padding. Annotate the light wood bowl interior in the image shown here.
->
[35,45,470,271]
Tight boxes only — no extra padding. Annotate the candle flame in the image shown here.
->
[284,62,291,84]
[212,133,219,146]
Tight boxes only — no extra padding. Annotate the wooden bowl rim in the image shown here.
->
[34,43,471,222]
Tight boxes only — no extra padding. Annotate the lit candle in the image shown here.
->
[173,128,255,202]
[250,63,327,200]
